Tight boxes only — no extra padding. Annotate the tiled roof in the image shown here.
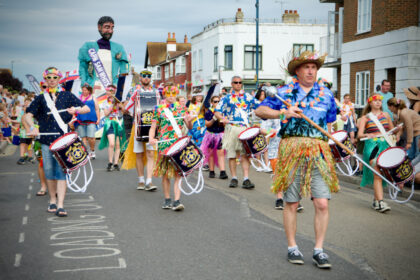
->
[145,42,191,66]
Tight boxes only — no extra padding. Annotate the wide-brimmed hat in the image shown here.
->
[287,50,327,76]
[403,87,420,101]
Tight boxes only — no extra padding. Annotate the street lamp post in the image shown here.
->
[218,65,225,84]
[255,0,260,89]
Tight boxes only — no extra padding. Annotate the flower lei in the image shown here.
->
[45,86,63,94]
[157,101,180,111]
[231,90,248,110]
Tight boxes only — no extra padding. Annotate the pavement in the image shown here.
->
[1,146,420,280]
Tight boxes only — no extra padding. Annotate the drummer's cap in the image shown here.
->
[43,67,62,79]
[140,68,152,75]
[98,16,114,26]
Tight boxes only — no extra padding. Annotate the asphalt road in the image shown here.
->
[1,146,419,280]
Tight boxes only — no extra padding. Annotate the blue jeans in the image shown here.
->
[41,144,66,181]
[77,123,97,138]
[407,135,420,161]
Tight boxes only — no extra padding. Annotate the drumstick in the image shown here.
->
[47,107,81,115]
[267,91,399,189]
[360,123,403,141]
[38,132,61,135]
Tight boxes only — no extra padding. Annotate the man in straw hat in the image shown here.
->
[256,50,338,269]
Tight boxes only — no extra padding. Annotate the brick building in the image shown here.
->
[144,33,192,95]
[320,0,420,110]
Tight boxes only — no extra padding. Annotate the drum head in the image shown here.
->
[328,130,347,145]
[50,132,77,151]
[238,127,260,140]
[165,137,189,156]
[377,147,406,168]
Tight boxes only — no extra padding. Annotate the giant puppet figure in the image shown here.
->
[78,16,128,95]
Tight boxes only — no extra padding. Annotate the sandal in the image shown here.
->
[36,190,47,196]
[47,203,57,213]
[55,208,68,217]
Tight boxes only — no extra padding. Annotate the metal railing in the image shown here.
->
[320,32,341,62]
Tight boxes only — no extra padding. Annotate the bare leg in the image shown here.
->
[56,180,67,209]
[371,161,383,200]
[208,148,214,171]
[88,137,96,151]
[229,158,237,177]
[174,174,182,201]
[19,143,27,157]
[114,137,120,164]
[46,179,58,204]
[82,137,88,148]
[136,153,145,177]
[284,201,299,247]
[241,156,251,178]
[146,150,155,180]
[38,163,47,192]
[313,198,329,249]
[107,134,115,163]
[217,149,226,171]
[162,175,170,199]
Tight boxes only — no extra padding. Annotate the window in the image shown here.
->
[176,57,186,74]
[192,51,197,71]
[355,71,370,107]
[199,49,203,70]
[244,45,262,70]
[214,47,218,72]
[224,45,233,70]
[357,0,372,33]
[169,62,173,77]
[293,44,314,57]
[156,66,161,80]
[164,65,169,79]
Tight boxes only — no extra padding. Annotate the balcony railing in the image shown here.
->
[320,32,341,62]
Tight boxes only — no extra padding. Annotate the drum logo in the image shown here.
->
[180,146,200,168]
[252,135,266,152]
[65,142,86,165]
[141,111,154,125]
[395,159,413,180]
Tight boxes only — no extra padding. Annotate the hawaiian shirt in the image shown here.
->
[260,78,336,141]
[152,101,188,152]
[100,98,120,120]
[341,102,354,118]
[215,90,259,125]
[260,118,281,159]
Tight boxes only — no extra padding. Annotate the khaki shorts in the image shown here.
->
[222,124,246,159]
[133,140,155,153]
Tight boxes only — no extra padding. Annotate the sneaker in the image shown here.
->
[275,198,284,210]
[288,248,304,264]
[264,167,273,173]
[313,252,332,269]
[27,157,35,164]
[113,164,120,171]
[209,171,215,178]
[137,182,145,190]
[297,203,304,212]
[202,165,209,171]
[372,199,379,210]
[106,163,113,172]
[144,183,157,191]
[242,179,255,189]
[172,200,185,211]
[162,198,172,209]
[90,151,96,160]
[17,157,26,165]
[378,200,391,213]
[229,178,238,188]
[219,171,228,180]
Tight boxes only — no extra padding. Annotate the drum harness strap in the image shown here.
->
[367,112,395,147]
[44,93,68,134]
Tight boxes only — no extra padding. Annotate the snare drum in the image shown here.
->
[164,136,204,176]
[136,110,154,142]
[377,147,414,185]
[238,127,267,156]
[328,130,354,162]
[49,132,89,174]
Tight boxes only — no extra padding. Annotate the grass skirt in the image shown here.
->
[201,131,224,167]
[361,138,389,187]
[272,137,339,196]
[153,153,177,179]
[222,125,246,156]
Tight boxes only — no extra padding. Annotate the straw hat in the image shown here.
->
[403,87,420,101]
[287,50,327,76]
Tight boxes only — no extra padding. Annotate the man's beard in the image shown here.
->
[100,31,113,40]
[141,80,150,87]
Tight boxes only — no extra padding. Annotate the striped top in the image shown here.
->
[365,112,390,134]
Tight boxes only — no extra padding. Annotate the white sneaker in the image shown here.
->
[378,200,391,213]
[90,151,96,160]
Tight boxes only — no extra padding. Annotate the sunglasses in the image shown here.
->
[141,74,152,78]
[165,91,177,97]
[45,76,59,80]
[232,81,242,84]
[213,100,220,103]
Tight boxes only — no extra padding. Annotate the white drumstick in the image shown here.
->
[47,107,81,115]
[360,123,403,141]
[38,132,61,135]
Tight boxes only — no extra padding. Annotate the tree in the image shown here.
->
[0,72,23,92]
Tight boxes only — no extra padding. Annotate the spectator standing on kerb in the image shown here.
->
[379,80,394,120]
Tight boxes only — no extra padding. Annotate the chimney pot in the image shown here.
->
[168,32,170,38]
[294,10,297,14]
[289,10,293,13]
[238,8,241,11]
[184,34,188,43]
[172,32,175,39]
[285,10,288,14]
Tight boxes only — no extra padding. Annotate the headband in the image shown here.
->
[367,95,383,103]
[163,86,179,96]
[43,68,63,78]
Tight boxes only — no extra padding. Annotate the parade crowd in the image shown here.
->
[1,16,419,270]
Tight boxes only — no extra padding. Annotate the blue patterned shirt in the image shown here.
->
[214,90,259,125]
[260,80,336,141]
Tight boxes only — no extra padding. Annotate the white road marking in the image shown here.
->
[14,254,22,267]
[30,178,34,183]
[25,204,29,211]
[22,217,28,225]
[28,185,33,190]
[19,233,25,243]
[54,258,127,272]
[26,193,31,200]
[240,197,251,218]
[31,172,35,176]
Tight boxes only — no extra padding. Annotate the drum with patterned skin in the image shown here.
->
[49,132,89,174]
[238,127,267,156]
[164,136,204,176]
[377,147,414,185]
[328,130,354,162]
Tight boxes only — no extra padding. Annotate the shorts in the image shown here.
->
[1,127,11,137]
[19,138,32,145]
[77,123,97,138]
[283,167,331,202]
[133,140,155,153]
[41,144,66,181]
[222,124,246,158]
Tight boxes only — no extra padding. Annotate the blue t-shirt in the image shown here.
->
[27,91,85,145]
[260,81,336,141]
[380,91,394,121]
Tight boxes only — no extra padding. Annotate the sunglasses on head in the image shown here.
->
[46,76,59,80]
[232,81,242,84]
[141,74,152,78]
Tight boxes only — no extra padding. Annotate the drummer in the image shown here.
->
[24,67,90,217]
[213,76,259,189]
[149,85,194,211]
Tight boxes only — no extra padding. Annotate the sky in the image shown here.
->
[0,0,334,90]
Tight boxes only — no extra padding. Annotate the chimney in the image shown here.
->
[184,34,188,43]
[282,9,300,23]
[235,8,244,22]
[166,32,176,52]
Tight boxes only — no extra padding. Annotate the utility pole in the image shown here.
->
[255,0,259,89]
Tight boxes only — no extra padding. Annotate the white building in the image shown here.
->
[191,9,333,93]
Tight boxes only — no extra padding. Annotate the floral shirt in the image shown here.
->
[260,77,336,141]
[152,101,188,152]
[215,90,259,125]
[100,98,120,120]
[261,118,281,159]
[341,102,354,119]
